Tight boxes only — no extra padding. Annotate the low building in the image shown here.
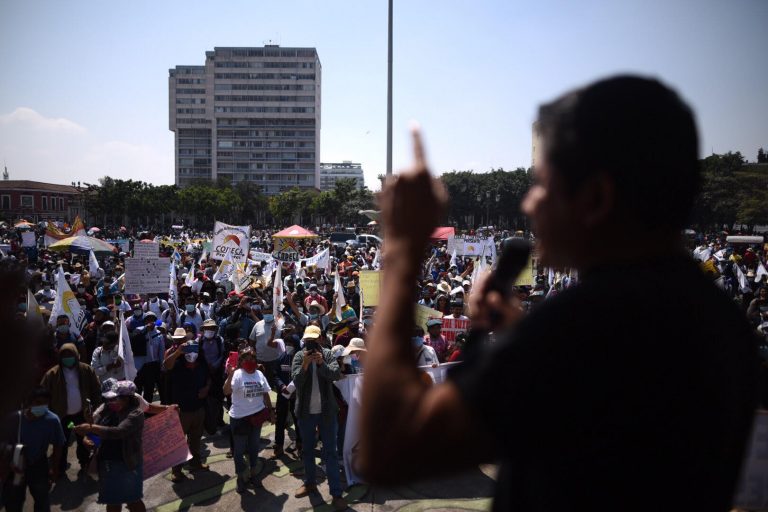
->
[319,161,364,190]
[0,180,84,223]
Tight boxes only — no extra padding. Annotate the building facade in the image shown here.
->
[0,180,83,223]
[319,161,364,190]
[169,46,321,194]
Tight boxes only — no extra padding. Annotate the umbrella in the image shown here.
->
[13,219,34,229]
[272,225,318,238]
[367,220,378,226]
[87,227,101,235]
[48,235,117,255]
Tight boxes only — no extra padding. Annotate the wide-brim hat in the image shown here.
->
[202,318,217,329]
[308,300,326,316]
[172,327,187,340]
[342,337,367,357]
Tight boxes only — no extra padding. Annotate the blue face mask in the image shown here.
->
[30,405,48,417]
[263,314,274,323]
[412,336,424,348]
[185,304,195,313]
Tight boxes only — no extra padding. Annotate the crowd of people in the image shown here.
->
[1,216,767,512]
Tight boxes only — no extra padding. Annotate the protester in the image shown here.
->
[290,325,346,511]
[75,380,146,512]
[91,331,126,382]
[223,346,274,493]
[39,342,101,476]
[359,76,760,512]
[2,387,65,512]
[163,340,210,482]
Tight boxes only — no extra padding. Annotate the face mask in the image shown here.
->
[30,405,48,417]
[185,304,195,313]
[107,402,123,412]
[241,361,258,373]
[185,352,198,363]
[56,325,70,334]
[411,336,424,348]
[61,356,77,368]
[133,310,142,318]
[43,285,51,292]
[150,297,158,302]
[203,330,215,339]
[310,291,317,297]
[263,314,274,323]
[309,313,318,320]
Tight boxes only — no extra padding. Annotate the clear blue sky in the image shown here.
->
[1,0,766,190]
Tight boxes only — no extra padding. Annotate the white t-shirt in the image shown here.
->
[249,319,284,362]
[63,367,83,415]
[416,344,439,368]
[229,369,271,419]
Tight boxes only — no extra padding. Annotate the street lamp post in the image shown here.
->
[386,0,393,177]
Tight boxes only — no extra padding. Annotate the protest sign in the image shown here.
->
[302,248,330,269]
[442,317,470,343]
[514,254,536,287]
[249,250,273,262]
[415,304,443,332]
[358,270,381,306]
[133,241,159,259]
[21,231,36,247]
[212,221,250,263]
[447,235,494,257]
[272,237,301,262]
[142,409,192,479]
[49,266,87,336]
[734,410,768,510]
[124,257,171,294]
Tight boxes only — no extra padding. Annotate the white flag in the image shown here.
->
[273,262,283,319]
[756,261,768,283]
[184,266,195,287]
[372,248,381,270]
[213,259,234,283]
[198,249,208,266]
[334,271,346,320]
[735,264,751,294]
[548,268,555,287]
[118,311,138,381]
[169,262,178,305]
[49,265,87,336]
[27,289,44,326]
[449,249,457,269]
[89,249,102,278]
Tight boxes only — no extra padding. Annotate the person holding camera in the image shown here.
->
[223,346,274,493]
[290,325,346,511]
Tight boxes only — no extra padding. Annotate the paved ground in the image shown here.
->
[39,396,497,512]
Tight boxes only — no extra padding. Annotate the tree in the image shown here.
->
[758,147,767,164]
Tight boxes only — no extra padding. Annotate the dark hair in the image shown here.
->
[537,75,700,231]
[26,386,51,405]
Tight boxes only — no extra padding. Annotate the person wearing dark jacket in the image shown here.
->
[39,343,101,475]
[75,380,145,512]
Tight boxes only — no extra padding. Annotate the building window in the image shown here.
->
[42,196,48,210]
[0,195,9,210]
[20,195,33,208]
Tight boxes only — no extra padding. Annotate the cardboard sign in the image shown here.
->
[142,409,192,479]
[441,317,470,343]
[447,235,494,257]
[358,270,381,307]
[124,257,171,294]
[133,241,159,259]
[414,304,443,333]
[212,221,250,263]
[513,255,536,287]
[21,231,36,247]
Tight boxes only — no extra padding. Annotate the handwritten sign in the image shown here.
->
[124,257,171,294]
[414,304,443,333]
[513,254,536,287]
[133,241,160,259]
[142,408,191,479]
[441,317,470,343]
[734,410,768,510]
[358,270,381,307]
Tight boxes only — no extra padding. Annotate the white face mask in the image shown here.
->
[185,352,198,363]
[203,330,215,339]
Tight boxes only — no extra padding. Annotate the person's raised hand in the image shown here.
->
[379,126,448,256]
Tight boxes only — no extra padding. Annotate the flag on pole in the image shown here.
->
[213,259,233,283]
[184,266,195,287]
[756,261,768,283]
[198,249,208,265]
[372,248,381,270]
[27,290,44,326]
[169,262,178,305]
[735,264,751,294]
[49,265,87,336]
[548,268,555,287]
[89,249,102,278]
[118,311,138,381]
[334,271,346,320]
[449,249,457,269]
[273,262,283,319]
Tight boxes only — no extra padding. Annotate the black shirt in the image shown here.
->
[452,256,759,512]
[171,358,209,413]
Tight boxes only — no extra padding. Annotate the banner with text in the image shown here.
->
[212,221,250,263]
[441,317,470,343]
[447,235,495,257]
[142,409,192,479]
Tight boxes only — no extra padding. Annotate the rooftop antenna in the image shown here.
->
[2,161,8,181]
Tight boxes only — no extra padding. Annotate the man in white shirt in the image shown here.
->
[143,293,169,317]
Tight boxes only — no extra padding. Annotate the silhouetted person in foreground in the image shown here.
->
[360,76,759,512]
